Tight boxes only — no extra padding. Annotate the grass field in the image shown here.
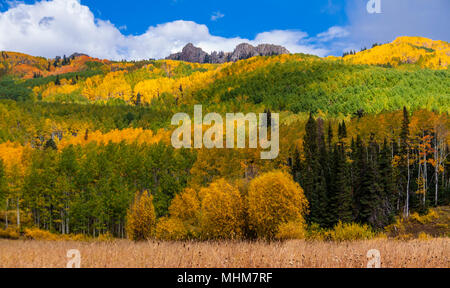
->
[0,239,448,268]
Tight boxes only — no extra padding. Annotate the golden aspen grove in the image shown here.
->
[0,35,449,269]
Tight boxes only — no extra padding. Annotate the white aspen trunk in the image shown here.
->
[405,149,410,218]
[5,199,8,228]
[61,210,65,234]
[16,197,20,228]
[434,135,439,206]
[423,131,427,206]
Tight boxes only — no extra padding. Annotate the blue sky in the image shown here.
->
[79,0,348,39]
[0,0,448,60]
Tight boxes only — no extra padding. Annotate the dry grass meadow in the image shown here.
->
[0,238,448,268]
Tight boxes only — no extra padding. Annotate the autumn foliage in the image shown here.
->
[126,191,156,241]
[0,36,449,244]
[199,179,245,240]
[247,171,309,239]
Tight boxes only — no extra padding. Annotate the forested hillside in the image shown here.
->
[0,36,449,240]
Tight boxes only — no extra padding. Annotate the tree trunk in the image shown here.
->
[405,149,410,218]
[434,135,439,206]
[5,199,8,228]
[16,197,20,228]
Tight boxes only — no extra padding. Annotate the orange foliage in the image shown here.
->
[58,128,171,148]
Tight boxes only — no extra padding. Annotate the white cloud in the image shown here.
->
[0,0,331,60]
[253,30,329,56]
[333,0,450,55]
[316,26,349,42]
[0,0,447,60]
[210,11,224,21]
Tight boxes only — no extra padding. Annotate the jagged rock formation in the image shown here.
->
[69,53,89,59]
[166,43,290,63]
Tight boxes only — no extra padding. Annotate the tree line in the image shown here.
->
[293,108,449,229]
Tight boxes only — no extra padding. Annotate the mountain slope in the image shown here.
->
[341,36,449,69]
[0,36,449,116]
[0,51,107,79]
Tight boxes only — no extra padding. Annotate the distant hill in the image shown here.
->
[0,36,448,114]
[1,36,448,80]
[166,43,290,64]
[0,51,107,79]
[338,36,449,70]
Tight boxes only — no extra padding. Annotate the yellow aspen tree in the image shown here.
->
[126,191,156,241]
[199,179,245,240]
[247,170,309,239]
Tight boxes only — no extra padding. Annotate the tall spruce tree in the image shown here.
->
[334,143,353,224]
[302,113,328,226]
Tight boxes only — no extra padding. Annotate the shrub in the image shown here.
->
[156,217,188,241]
[23,228,59,241]
[126,191,156,241]
[418,232,433,240]
[329,222,377,242]
[0,228,20,240]
[97,232,114,242]
[396,233,414,241]
[275,220,307,240]
[306,223,328,241]
[410,210,439,224]
[200,179,245,240]
[247,171,309,239]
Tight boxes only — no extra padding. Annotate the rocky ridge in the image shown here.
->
[166,43,290,63]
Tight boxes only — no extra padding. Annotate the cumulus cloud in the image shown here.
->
[0,0,330,60]
[253,30,329,56]
[316,26,350,42]
[2,0,446,60]
[330,0,450,54]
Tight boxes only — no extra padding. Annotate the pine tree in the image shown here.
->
[302,113,328,226]
[334,143,353,224]
[327,122,333,150]
[292,147,302,183]
[44,138,57,150]
[357,138,383,226]
[135,93,142,106]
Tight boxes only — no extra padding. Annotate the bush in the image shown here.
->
[23,228,59,241]
[156,217,188,241]
[200,179,245,240]
[275,220,307,240]
[0,228,20,240]
[418,232,433,240]
[329,222,377,242]
[306,223,329,241]
[126,191,156,241]
[247,171,309,239]
[97,232,114,242]
[410,210,439,224]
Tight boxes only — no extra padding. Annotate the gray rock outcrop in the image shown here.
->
[166,43,290,63]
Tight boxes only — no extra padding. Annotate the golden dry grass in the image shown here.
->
[0,239,448,268]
